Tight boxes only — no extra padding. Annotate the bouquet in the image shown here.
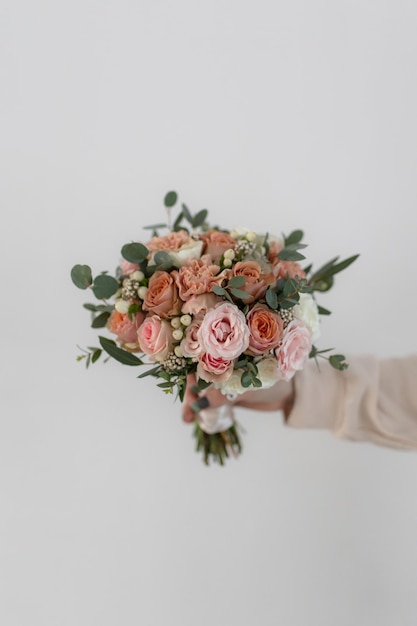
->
[71,192,358,464]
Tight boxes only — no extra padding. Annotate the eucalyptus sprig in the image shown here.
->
[309,346,349,371]
[212,275,251,303]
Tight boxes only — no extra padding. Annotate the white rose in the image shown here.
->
[216,370,247,398]
[148,239,203,268]
[293,293,320,341]
[256,356,281,389]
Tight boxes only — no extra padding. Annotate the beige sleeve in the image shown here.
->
[286,355,417,450]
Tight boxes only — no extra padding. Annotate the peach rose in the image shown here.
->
[107,310,146,349]
[231,261,275,303]
[173,255,227,300]
[137,315,173,362]
[180,292,223,315]
[199,230,236,262]
[142,271,182,319]
[197,302,250,360]
[197,353,234,383]
[274,319,312,381]
[246,304,284,356]
[180,315,204,359]
[146,230,203,267]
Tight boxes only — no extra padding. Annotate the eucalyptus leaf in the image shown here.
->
[192,209,208,227]
[143,223,167,230]
[92,275,119,299]
[265,288,278,309]
[91,349,102,364]
[181,203,193,224]
[164,191,178,207]
[91,311,111,328]
[153,251,173,269]
[83,303,111,312]
[137,366,161,378]
[231,288,250,299]
[318,305,332,315]
[277,249,306,262]
[98,336,143,366]
[329,354,348,370]
[252,377,262,388]
[121,242,149,264]
[284,230,304,246]
[228,276,246,288]
[241,371,252,388]
[212,285,226,295]
[71,264,93,289]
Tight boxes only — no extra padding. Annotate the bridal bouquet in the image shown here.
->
[71,192,358,464]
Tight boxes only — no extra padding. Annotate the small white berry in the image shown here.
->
[223,258,232,267]
[137,286,148,300]
[246,231,257,242]
[224,248,235,260]
[172,329,184,341]
[170,317,182,329]
[131,270,145,281]
[115,299,130,314]
[180,314,192,327]
[174,345,183,358]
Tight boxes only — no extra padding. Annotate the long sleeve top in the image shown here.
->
[287,355,417,450]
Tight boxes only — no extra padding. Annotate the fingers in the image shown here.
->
[182,373,198,423]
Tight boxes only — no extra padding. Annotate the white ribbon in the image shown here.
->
[197,404,235,434]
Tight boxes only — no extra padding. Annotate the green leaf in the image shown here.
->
[235,359,248,369]
[284,230,304,246]
[246,361,258,375]
[327,254,359,276]
[173,211,184,231]
[121,242,149,264]
[318,305,332,315]
[241,371,252,388]
[228,276,246,288]
[137,366,161,378]
[265,287,278,309]
[313,276,334,292]
[83,303,112,312]
[278,249,306,262]
[91,311,111,328]
[197,378,211,392]
[192,209,208,228]
[91,349,102,364]
[143,223,167,230]
[231,288,250,299]
[212,285,226,296]
[329,354,348,370]
[181,203,193,224]
[71,264,93,289]
[252,377,262,388]
[92,275,119,299]
[164,191,178,207]
[98,336,143,366]
[153,251,173,269]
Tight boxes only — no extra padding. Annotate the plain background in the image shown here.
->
[1,1,417,624]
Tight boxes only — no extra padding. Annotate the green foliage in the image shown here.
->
[278,243,308,262]
[329,354,348,370]
[284,230,304,246]
[164,191,178,207]
[92,275,119,299]
[309,254,359,292]
[121,242,149,264]
[192,209,208,227]
[71,264,93,289]
[98,336,144,366]
[76,345,102,368]
[91,311,111,328]
[194,422,242,465]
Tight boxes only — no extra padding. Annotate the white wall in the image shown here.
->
[1,1,417,624]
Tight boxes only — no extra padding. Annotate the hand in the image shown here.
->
[182,373,295,423]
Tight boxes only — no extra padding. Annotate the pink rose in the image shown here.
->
[180,292,223,315]
[199,230,236,262]
[173,255,227,299]
[142,270,182,319]
[231,261,275,303]
[137,315,173,362]
[272,260,306,281]
[275,319,312,381]
[119,259,140,276]
[197,353,234,383]
[197,302,250,360]
[180,316,204,359]
[246,304,284,356]
[107,310,146,349]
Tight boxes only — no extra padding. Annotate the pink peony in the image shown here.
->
[197,302,250,360]
[275,319,312,381]
[142,270,182,319]
[137,315,173,362]
[107,310,146,349]
[246,304,284,356]
[197,353,234,383]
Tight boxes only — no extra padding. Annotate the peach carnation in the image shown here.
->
[173,255,227,300]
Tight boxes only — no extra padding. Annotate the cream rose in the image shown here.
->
[256,356,281,389]
[292,293,320,341]
[147,230,203,268]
